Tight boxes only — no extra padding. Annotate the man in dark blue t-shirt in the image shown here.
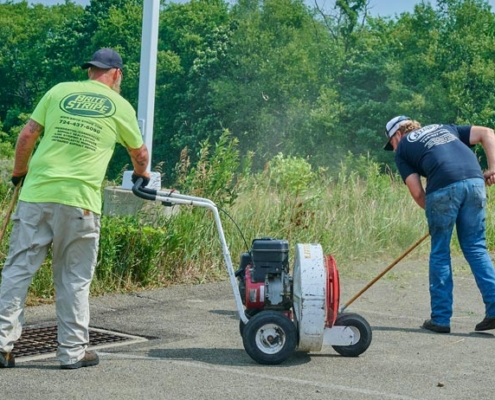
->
[384,116,495,333]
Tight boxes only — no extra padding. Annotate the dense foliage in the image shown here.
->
[2,0,495,181]
[1,146,435,299]
[4,138,495,300]
[3,0,495,299]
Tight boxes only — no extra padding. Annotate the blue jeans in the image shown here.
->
[425,178,495,326]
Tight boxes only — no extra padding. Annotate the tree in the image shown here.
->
[0,1,85,157]
[209,0,340,169]
[152,0,234,182]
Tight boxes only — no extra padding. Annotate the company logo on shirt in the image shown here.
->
[60,93,116,117]
[407,124,441,142]
[407,124,457,149]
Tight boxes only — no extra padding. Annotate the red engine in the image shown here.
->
[236,238,340,320]
[236,238,292,312]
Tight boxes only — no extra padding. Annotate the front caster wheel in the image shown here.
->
[242,311,297,365]
[332,312,372,357]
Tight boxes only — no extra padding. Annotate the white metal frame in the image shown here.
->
[132,185,362,345]
[140,188,249,324]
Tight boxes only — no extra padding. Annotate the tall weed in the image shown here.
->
[5,137,495,301]
[230,154,428,274]
[175,129,247,208]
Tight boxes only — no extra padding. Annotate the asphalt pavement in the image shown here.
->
[1,258,494,400]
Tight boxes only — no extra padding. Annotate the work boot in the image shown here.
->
[475,317,495,332]
[60,350,99,370]
[0,352,15,368]
[421,319,450,334]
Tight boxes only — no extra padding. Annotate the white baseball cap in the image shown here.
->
[384,116,411,151]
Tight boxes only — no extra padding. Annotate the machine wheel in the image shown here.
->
[239,309,260,336]
[331,313,372,357]
[242,311,297,365]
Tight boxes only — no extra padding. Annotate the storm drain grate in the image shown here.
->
[12,325,134,358]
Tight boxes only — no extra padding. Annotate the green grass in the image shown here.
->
[3,142,495,303]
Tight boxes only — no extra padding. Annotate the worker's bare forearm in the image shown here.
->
[13,119,43,176]
[470,126,495,184]
[479,129,495,171]
[413,195,425,209]
[405,173,426,209]
[128,144,150,177]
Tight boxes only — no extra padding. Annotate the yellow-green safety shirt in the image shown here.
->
[19,80,144,214]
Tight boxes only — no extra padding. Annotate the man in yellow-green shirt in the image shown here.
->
[0,48,150,369]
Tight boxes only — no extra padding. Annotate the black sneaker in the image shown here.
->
[60,350,99,370]
[475,317,495,331]
[421,319,450,333]
[0,352,15,368]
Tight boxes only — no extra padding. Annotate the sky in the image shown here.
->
[7,0,495,17]
[310,0,495,16]
[6,0,495,17]
[366,0,495,16]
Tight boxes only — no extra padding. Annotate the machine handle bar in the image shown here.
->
[132,178,157,201]
[130,177,249,324]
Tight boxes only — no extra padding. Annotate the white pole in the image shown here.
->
[137,0,160,179]
[121,0,161,190]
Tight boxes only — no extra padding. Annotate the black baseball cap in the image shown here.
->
[81,48,123,70]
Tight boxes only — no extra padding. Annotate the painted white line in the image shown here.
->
[97,351,421,400]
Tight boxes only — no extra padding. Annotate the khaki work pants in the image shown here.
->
[0,201,100,365]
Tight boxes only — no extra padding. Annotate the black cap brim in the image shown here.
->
[81,61,114,70]
[384,140,393,151]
